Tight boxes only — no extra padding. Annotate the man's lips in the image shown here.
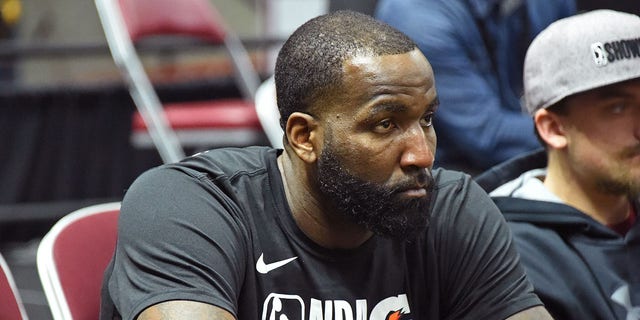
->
[398,186,428,197]
[394,171,432,197]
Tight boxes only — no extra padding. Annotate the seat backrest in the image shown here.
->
[255,76,284,148]
[95,0,261,164]
[115,0,259,100]
[37,202,121,320]
[118,0,226,42]
[0,252,29,320]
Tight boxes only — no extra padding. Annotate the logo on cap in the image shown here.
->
[591,42,608,67]
[591,37,640,67]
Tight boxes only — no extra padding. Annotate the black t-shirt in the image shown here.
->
[100,146,540,320]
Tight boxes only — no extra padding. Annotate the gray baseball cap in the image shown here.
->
[523,9,640,115]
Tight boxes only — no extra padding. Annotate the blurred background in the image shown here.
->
[0,1,378,318]
[0,0,636,318]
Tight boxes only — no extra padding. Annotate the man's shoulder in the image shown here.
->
[429,168,508,230]
[186,146,277,168]
[430,168,488,213]
[432,168,473,192]
[129,146,279,202]
[170,146,278,180]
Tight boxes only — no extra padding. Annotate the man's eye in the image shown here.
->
[421,113,434,127]
[611,103,626,114]
[375,119,394,131]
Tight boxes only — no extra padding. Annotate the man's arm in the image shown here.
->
[104,167,248,319]
[137,301,236,320]
[506,306,554,320]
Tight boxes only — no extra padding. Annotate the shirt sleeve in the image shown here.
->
[105,166,248,320]
[430,171,541,320]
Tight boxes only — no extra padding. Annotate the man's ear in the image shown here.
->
[534,109,567,149]
[285,112,321,164]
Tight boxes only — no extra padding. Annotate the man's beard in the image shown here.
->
[595,172,640,199]
[316,144,434,241]
[595,145,640,198]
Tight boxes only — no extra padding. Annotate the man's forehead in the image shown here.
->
[343,49,432,78]
[345,48,426,66]
[310,48,435,114]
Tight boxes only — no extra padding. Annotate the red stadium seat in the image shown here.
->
[37,202,120,320]
[0,252,29,320]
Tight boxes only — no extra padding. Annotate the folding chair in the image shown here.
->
[0,252,29,320]
[254,76,284,149]
[95,0,265,163]
[37,202,121,320]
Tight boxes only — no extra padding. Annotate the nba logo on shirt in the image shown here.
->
[261,293,412,320]
[262,293,305,320]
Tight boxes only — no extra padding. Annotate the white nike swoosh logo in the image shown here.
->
[256,253,297,274]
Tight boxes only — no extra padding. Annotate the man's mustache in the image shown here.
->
[391,170,434,193]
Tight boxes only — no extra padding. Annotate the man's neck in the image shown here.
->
[277,153,373,249]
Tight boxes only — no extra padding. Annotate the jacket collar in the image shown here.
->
[474,148,546,193]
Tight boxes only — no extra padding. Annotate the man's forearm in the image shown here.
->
[506,305,554,320]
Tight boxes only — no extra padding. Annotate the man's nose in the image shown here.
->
[399,125,435,169]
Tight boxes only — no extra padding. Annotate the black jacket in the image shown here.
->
[476,149,640,320]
